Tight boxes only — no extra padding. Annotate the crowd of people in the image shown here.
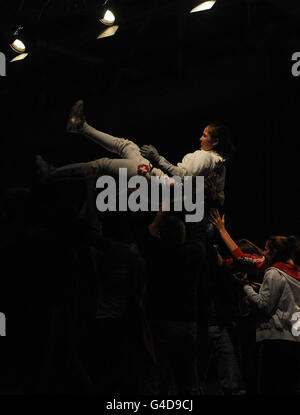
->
[0,101,299,395]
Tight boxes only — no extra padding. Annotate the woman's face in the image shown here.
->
[200,126,219,151]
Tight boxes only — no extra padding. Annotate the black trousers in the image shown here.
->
[148,320,199,395]
[257,339,300,395]
[92,318,130,394]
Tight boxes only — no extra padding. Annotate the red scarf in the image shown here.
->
[271,262,300,281]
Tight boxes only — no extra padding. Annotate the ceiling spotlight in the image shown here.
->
[10,38,26,53]
[190,1,216,13]
[10,53,29,63]
[10,27,27,53]
[100,9,116,26]
[97,25,119,39]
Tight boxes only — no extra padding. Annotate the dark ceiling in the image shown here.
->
[0,0,298,107]
[1,0,300,79]
[1,0,300,239]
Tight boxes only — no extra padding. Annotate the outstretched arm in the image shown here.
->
[209,208,239,254]
[243,269,284,313]
[209,208,265,270]
[140,145,188,178]
[216,250,225,267]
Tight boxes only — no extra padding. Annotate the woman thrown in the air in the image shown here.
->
[36,100,234,205]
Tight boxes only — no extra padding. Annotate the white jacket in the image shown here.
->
[244,266,300,342]
[152,150,226,204]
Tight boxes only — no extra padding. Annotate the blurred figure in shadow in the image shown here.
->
[232,239,264,395]
[90,214,147,395]
[80,170,150,395]
[0,187,31,391]
[185,179,244,395]
[13,180,96,394]
[205,209,265,395]
[196,242,245,395]
[135,207,206,395]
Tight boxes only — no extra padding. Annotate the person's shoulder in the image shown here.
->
[264,267,286,282]
[192,150,213,160]
[210,151,225,161]
[182,151,196,159]
[194,150,224,161]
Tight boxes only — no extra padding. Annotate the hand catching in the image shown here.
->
[140,145,161,166]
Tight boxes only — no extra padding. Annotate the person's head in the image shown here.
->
[160,214,186,245]
[264,235,300,266]
[102,210,140,244]
[200,123,235,160]
[238,238,264,256]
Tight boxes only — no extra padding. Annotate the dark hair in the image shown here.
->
[208,123,235,161]
[160,214,186,245]
[238,238,264,256]
[266,235,300,266]
[102,211,135,244]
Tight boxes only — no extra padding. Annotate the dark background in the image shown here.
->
[1,0,300,247]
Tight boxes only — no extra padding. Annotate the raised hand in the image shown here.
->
[209,208,225,230]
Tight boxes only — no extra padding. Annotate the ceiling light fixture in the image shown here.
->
[10,53,29,63]
[10,27,27,53]
[97,25,119,39]
[100,9,116,26]
[190,1,217,13]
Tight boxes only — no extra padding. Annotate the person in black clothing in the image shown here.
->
[136,208,206,395]
[80,170,151,395]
